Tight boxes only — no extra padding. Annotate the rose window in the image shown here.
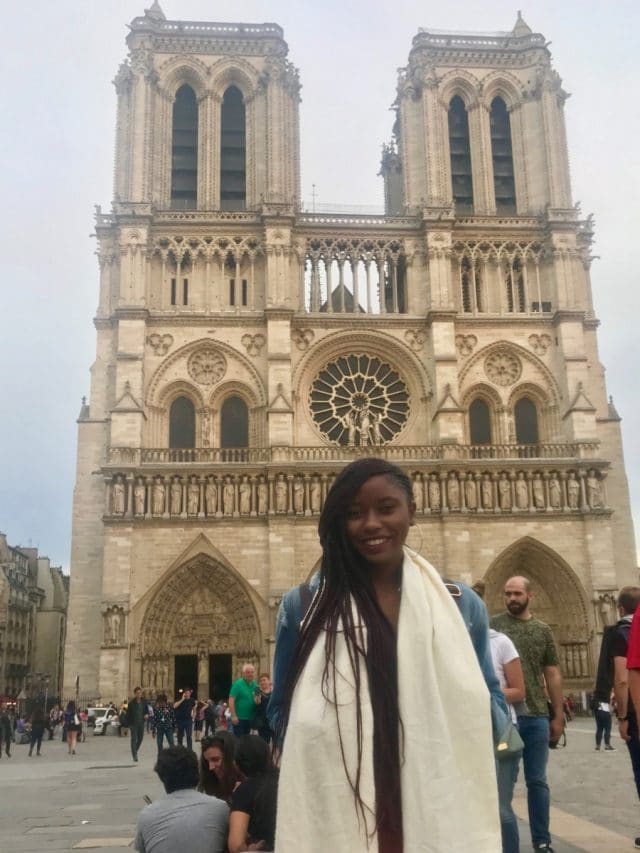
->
[309,353,410,445]
[484,351,522,387]
[187,348,227,385]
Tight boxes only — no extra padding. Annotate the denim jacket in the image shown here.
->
[268,571,508,741]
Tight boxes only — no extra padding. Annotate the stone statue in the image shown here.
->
[239,477,251,515]
[223,477,235,516]
[567,472,580,509]
[187,477,199,515]
[370,411,382,446]
[170,479,182,515]
[412,475,424,512]
[586,470,601,509]
[310,477,321,513]
[481,475,493,509]
[359,406,372,447]
[105,608,122,645]
[532,476,545,509]
[549,475,561,509]
[205,478,217,516]
[275,476,288,513]
[465,476,477,510]
[202,407,212,446]
[160,659,168,688]
[257,477,268,515]
[152,478,165,516]
[428,474,441,511]
[345,410,357,445]
[112,476,125,515]
[134,479,145,516]
[293,477,304,514]
[447,472,460,509]
[498,473,511,510]
[515,473,528,509]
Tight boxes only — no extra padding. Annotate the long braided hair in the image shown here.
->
[278,458,413,836]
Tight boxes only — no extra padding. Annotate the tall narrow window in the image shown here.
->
[220,86,246,211]
[490,97,516,213]
[460,256,472,312]
[221,396,248,447]
[469,399,492,445]
[169,396,196,448]
[514,397,538,445]
[504,258,525,313]
[448,96,474,214]
[171,85,198,209]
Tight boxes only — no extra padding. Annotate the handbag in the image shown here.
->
[495,717,523,760]
[74,713,80,726]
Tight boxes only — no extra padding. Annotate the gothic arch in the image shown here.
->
[460,381,502,410]
[157,379,206,411]
[209,57,260,99]
[483,537,592,679]
[146,338,267,409]
[480,71,523,111]
[292,329,432,445]
[157,57,209,100]
[438,71,480,110]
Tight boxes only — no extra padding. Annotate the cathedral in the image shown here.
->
[63,3,637,702]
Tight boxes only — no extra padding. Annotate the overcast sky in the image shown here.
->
[1,0,638,570]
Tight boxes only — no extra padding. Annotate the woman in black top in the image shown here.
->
[28,706,46,756]
[228,735,278,853]
[199,731,238,804]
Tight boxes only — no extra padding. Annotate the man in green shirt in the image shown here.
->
[229,663,259,737]
[491,576,564,853]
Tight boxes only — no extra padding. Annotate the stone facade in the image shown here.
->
[0,536,68,701]
[64,5,637,702]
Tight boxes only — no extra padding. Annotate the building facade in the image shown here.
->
[63,4,637,703]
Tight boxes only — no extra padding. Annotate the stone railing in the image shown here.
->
[106,442,598,467]
[105,459,609,521]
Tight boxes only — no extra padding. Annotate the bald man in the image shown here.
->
[491,576,563,853]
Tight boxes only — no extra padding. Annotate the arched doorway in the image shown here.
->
[138,556,261,700]
[483,537,592,684]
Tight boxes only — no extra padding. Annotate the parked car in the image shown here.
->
[93,707,120,735]
[87,707,110,728]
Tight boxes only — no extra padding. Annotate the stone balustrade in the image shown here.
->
[105,459,609,521]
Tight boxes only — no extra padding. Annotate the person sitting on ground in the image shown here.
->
[135,745,228,853]
[199,731,239,804]
[228,734,278,853]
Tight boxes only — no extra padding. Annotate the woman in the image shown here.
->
[28,706,46,757]
[274,458,500,852]
[254,674,272,744]
[228,735,278,853]
[150,693,175,755]
[594,698,614,750]
[194,698,206,742]
[489,627,526,853]
[199,731,238,803]
[64,700,81,755]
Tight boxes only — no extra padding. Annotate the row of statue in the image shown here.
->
[109,468,605,517]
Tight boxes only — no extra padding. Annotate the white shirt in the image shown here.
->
[489,628,520,723]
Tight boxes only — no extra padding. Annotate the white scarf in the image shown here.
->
[275,548,500,852]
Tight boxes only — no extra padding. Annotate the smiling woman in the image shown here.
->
[273,458,501,853]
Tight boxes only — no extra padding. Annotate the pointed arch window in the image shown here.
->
[504,257,525,313]
[221,396,248,447]
[490,97,516,213]
[469,398,492,445]
[171,85,198,209]
[514,397,539,445]
[448,96,474,214]
[169,396,196,448]
[220,86,246,211]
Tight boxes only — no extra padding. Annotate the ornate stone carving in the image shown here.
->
[528,333,552,356]
[484,351,522,387]
[404,329,427,351]
[455,334,478,357]
[567,472,580,509]
[152,478,165,516]
[147,333,174,355]
[187,476,199,515]
[205,478,218,516]
[187,348,227,385]
[586,470,602,508]
[104,605,125,646]
[241,333,266,357]
[309,353,410,445]
[134,478,146,517]
[292,328,315,351]
[112,475,126,515]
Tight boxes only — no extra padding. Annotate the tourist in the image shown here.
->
[0,703,12,757]
[194,698,206,743]
[254,673,273,745]
[173,688,196,750]
[64,700,81,756]
[134,745,228,853]
[273,458,501,852]
[28,705,46,757]
[127,687,149,762]
[229,664,259,737]
[150,693,175,756]
[199,731,239,804]
[228,735,278,853]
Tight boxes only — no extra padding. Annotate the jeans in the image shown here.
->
[130,722,145,760]
[626,713,640,798]
[517,715,551,847]
[155,729,174,755]
[496,752,520,853]
[176,719,193,750]
[232,719,252,738]
[29,728,44,756]
[595,709,612,746]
